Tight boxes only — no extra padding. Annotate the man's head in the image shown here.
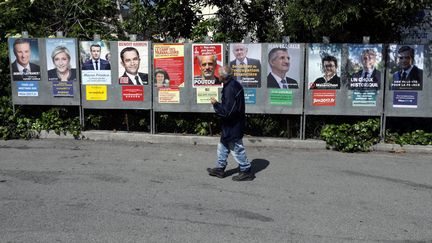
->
[361,49,377,70]
[120,47,140,75]
[268,48,290,75]
[90,44,102,60]
[13,39,32,67]
[397,45,414,70]
[322,55,337,77]
[198,54,217,79]
[218,65,232,83]
[232,44,248,62]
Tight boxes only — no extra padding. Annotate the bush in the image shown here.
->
[320,118,380,152]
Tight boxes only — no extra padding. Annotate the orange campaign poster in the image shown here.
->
[153,44,184,88]
[312,90,336,106]
[192,44,223,87]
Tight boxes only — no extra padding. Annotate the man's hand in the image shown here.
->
[210,97,218,105]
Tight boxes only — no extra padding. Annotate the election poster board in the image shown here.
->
[304,43,384,116]
[385,44,432,117]
[9,38,80,106]
[80,41,152,110]
[263,43,304,115]
[344,44,384,113]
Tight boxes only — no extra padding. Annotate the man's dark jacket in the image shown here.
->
[213,76,245,144]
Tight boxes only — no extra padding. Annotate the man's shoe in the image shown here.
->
[207,167,225,178]
[232,170,255,181]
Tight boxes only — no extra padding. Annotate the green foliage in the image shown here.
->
[385,130,432,146]
[0,96,36,139]
[320,118,380,152]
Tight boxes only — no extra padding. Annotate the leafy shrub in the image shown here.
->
[320,118,380,152]
[385,130,432,146]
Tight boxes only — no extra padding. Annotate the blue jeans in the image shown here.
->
[216,139,251,172]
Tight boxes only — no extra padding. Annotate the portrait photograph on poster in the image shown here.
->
[347,44,383,90]
[229,43,261,88]
[154,43,185,88]
[8,38,41,82]
[80,41,111,85]
[387,44,424,91]
[192,44,223,87]
[46,39,77,83]
[308,44,341,90]
[117,41,149,86]
[267,43,302,89]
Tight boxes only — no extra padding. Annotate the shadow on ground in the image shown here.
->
[224,159,270,178]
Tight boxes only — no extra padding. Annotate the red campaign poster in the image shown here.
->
[122,86,144,101]
[153,44,184,88]
[192,44,223,87]
[312,90,336,106]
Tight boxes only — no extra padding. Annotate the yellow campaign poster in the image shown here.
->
[158,88,180,103]
[86,85,107,100]
[196,87,218,104]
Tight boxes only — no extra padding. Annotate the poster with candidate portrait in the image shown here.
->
[229,43,261,88]
[80,41,111,85]
[153,43,185,88]
[117,41,149,86]
[45,39,77,97]
[347,44,383,90]
[8,38,41,82]
[387,44,424,91]
[267,43,302,90]
[192,44,223,87]
[307,44,342,90]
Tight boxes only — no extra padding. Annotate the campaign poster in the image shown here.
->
[52,81,73,97]
[308,44,341,90]
[393,91,418,108]
[192,44,223,87]
[8,38,41,82]
[229,43,261,88]
[244,88,256,104]
[80,41,111,85]
[158,88,180,103]
[387,45,424,91]
[347,44,383,90]
[118,41,149,86]
[312,90,336,106]
[45,38,77,83]
[352,91,377,107]
[267,43,302,89]
[17,81,38,96]
[122,86,144,101]
[154,44,184,88]
[86,85,107,100]
[269,89,293,106]
[196,87,219,103]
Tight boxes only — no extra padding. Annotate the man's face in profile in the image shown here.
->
[200,55,216,79]
[90,46,101,60]
[362,54,376,70]
[121,50,140,75]
[14,43,31,67]
[233,45,247,62]
[398,51,413,70]
[270,50,290,73]
[323,60,337,77]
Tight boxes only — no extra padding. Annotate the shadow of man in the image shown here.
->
[224,159,270,178]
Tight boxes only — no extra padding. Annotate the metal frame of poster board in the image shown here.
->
[9,38,81,107]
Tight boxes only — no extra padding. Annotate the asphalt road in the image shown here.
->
[1,139,431,243]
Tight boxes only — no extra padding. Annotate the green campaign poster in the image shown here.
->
[269,89,293,106]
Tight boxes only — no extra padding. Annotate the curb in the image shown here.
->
[37,130,432,154]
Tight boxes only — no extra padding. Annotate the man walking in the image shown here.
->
[207,66,254,181]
